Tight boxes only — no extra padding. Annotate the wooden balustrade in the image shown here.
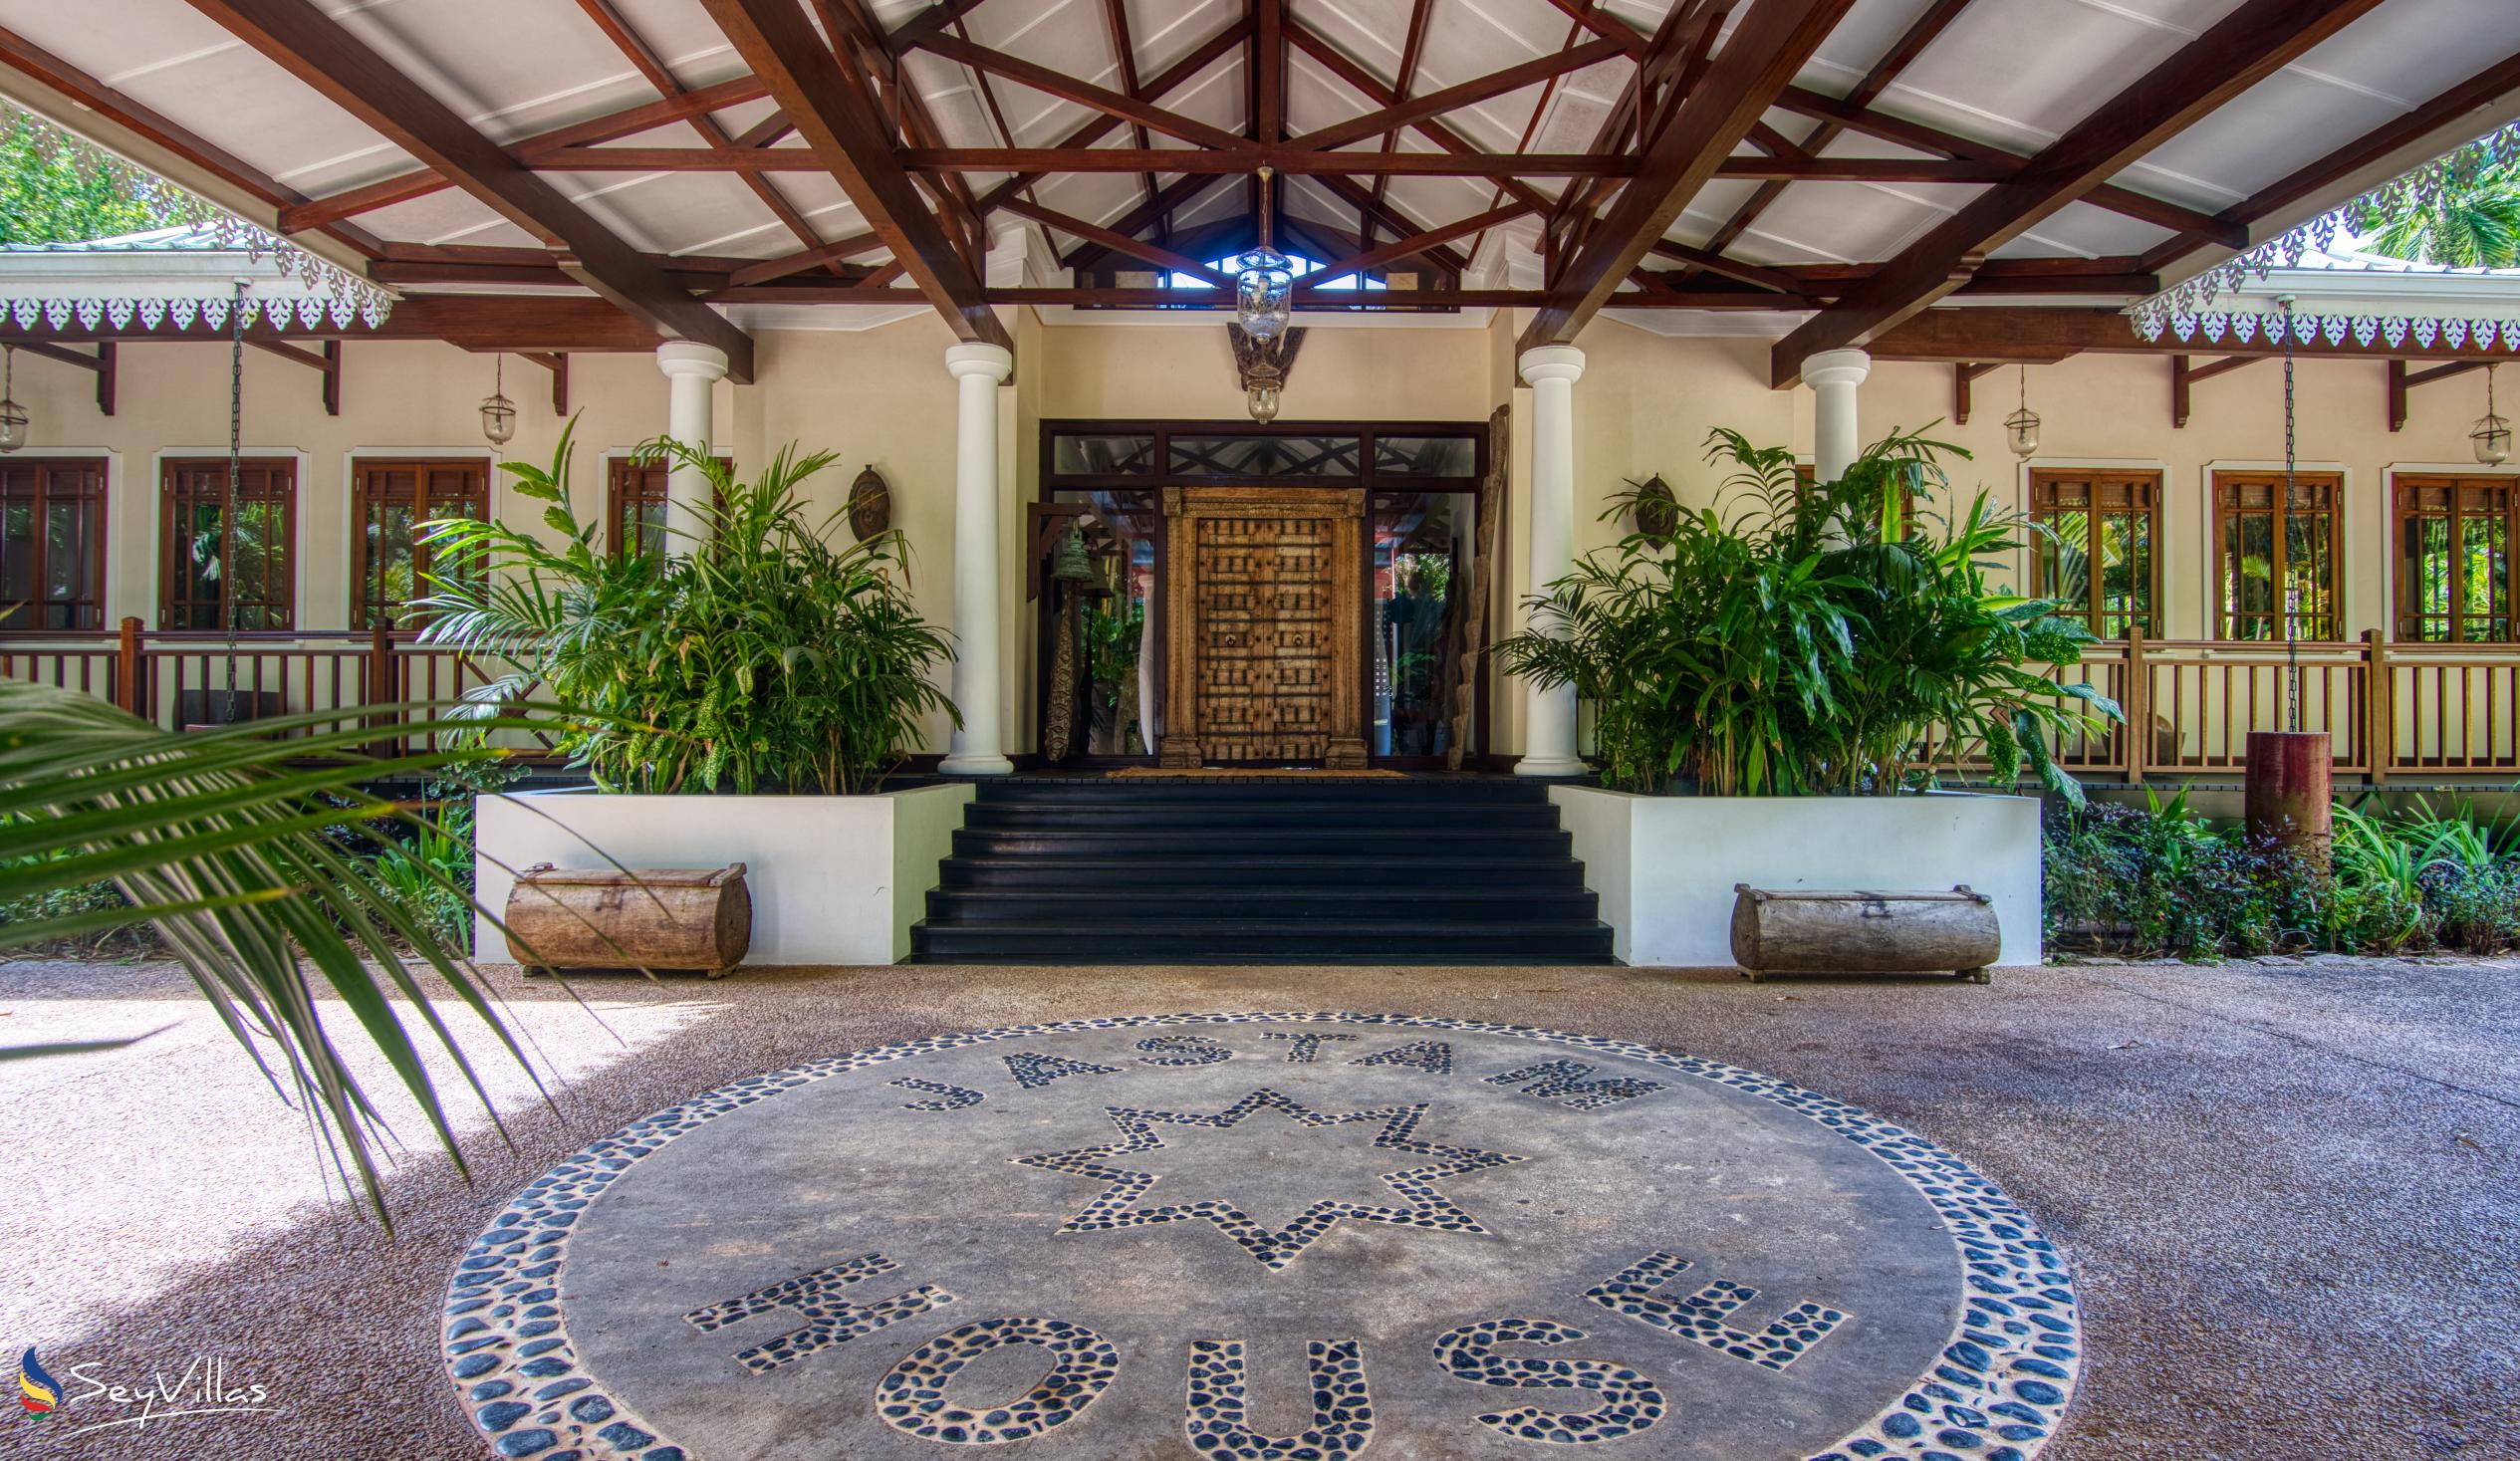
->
[5,617,2515,780]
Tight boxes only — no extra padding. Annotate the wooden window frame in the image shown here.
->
[350,457,490,630]
[2209,469,2345,642]
[606,454,729,558]
[2026,468,2163,640]
[159,457,298,631]
[0,456,108,632]
[2392,471,2518,642]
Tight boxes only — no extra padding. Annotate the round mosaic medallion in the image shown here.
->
[442,1014,2079,1461]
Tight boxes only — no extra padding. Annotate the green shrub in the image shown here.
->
[1499,426,2117,796]
[416,420,957,794]
[2045,794,2518,959]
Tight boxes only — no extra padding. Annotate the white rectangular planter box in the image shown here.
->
[1549,787,2043,968]
[473,784,975,967]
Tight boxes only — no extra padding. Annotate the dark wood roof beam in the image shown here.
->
[998,196,1232,282]
[920,33,1249,150]
[698,0,1007,349]
[2142,49,2520,276]
[571,0,838,272]
[1532,0,1653,60]
[1771,0,2389,385]
[1364,0,1436,248]
[1774,86,2248,246]
[1292,202,1531,294]
[276,74,772,232]
[1287,38,1625,154]
[1521,0,1861,351]
[0,21,385,258]
[1700,0,1973,258]
[182,0,754,377]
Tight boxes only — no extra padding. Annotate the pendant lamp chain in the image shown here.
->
[2279,294,2300,734]
[222,279,246,719]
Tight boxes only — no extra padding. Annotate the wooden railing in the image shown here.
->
[2010,628,2517,782]
[1,616,532,756]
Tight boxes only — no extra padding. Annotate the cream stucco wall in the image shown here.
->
[6,308,2508,760]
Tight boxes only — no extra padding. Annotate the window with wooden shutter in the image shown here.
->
[0,458,107,630]
[2394,473,2515,642]
[2027,469,2160,639]
[2211,470,2343,641]
[161,458,296,631]
[352,457,489,629]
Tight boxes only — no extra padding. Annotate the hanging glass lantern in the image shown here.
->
[480,354,517,447]
[0,347,27,453]
[2004,365,2041,459]
[1233,170,1295,343]
[1244,362,1283,424]
[2472,363,2512,466]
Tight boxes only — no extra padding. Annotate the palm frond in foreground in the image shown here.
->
[0,681,558,1229]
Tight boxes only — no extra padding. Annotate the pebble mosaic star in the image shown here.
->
[442,1013,2082,1461]
[1013,1087,1528,1269]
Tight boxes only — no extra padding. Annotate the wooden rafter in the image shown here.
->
[1292,203,1531,295]
[921,32,1248,152]
[1771,0,2390,386]
[999,196,1232,283]
[0,22,382,262]
[1772,87,2248,246]
[181,0,755,379]
[275,75,772,233]
[2143,49,2520,278]
[1287,39,1625,155]
[568,0,835,272]
[699,0,1009,350]
[1698,0,1975,261]
[1096,0,1161,239]
[1522,0,1860,353]
[1363,0,1436,249]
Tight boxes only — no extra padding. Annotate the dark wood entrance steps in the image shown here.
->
[908,779,1616,965]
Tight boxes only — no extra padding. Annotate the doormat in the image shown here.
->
[1106,767,1405,779]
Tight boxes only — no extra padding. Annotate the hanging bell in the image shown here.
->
[1051,526,1097,584]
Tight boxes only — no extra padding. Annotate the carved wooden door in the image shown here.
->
[1159,486,1366,768]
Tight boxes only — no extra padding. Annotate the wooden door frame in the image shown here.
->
[1158,485,1368,769]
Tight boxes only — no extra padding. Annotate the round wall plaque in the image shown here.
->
[443,1013,2078,1460]
[848,464,891,541]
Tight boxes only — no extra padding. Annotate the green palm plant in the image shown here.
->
[415,421,958,794]
[1499,426,2118,797]
[0,681,564,1227]
[2354,157,2520,267]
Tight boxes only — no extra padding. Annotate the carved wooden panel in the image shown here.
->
[1159,487,1366,768]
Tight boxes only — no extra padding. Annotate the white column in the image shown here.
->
[655,342,729,550]
[1515,344,1587,778]
[1803,347,1872,484]
[940,341,1016,775]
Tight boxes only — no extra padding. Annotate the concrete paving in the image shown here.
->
[1,955,2514,1459]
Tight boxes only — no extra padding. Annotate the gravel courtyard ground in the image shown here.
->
[1,954,2514,1461]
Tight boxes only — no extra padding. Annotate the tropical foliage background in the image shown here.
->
[1499,427,2118,796]
[2353,151,2520,267]
[0,108,192,243]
